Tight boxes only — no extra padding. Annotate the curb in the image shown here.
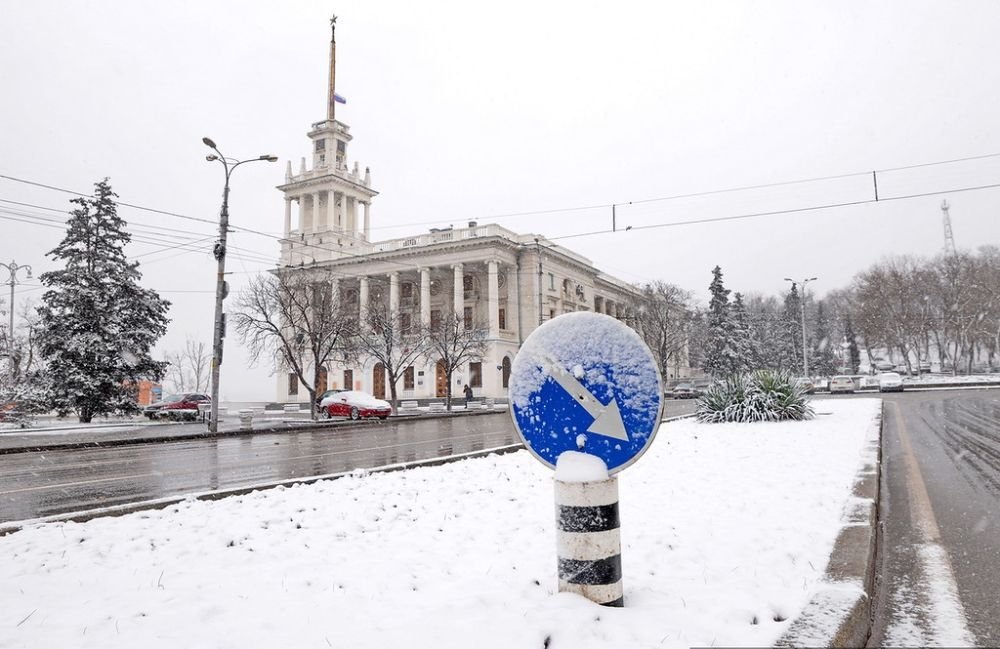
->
[775,402,883,647]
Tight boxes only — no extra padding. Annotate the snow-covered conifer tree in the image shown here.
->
[36,179,170,422]
[703,266,742,376]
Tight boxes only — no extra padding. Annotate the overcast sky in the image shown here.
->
[3,1,1000,400]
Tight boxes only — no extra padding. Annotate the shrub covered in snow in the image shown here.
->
[696,370,814,423]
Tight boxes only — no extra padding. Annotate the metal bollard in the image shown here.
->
[554,475,623,607]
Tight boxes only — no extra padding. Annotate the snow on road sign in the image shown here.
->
[509,312,664,474]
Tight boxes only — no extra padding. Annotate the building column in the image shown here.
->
[346,196,356,235]
[363,201,371,241]
[488,260,499,338]
[389,272,400,314]
[420,268,431,328]
[608,301,617,318]
[312,192,322,233]
[453,263,464,323]
[300,196,312,232]
[331,277,341,307]
[283,197,292,237]
[328,190,338,232]
[359,276,370,325]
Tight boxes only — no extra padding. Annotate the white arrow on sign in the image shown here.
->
[543,358,629,442]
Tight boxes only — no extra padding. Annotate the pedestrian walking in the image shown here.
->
[463,384,473,406]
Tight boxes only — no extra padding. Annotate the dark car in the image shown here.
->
[671,383,701,399]
[143,393,211,421]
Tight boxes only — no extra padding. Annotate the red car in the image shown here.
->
[320,390,391,420]
[143,393,211,421]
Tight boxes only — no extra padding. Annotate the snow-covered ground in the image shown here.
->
[0,399,880,649]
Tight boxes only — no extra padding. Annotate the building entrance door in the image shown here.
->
[435,360,447,397]
[373,363,386,399]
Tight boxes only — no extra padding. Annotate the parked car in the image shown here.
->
[828,376,856,394]
[873,359,895,372]
[315,388,348,408]
[878,372,904,392]
[320,390,392,420]
[143,393,211,421]
[670,383,702,399]
[792,377,816,394]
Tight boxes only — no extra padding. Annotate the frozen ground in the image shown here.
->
[0,399,880,649]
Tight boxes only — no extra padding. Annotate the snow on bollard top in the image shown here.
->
[509,311,664,474]
[555,450,610,483]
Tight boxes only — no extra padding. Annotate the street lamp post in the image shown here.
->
[784,276,817,377]
[202,137,277,433]
[1,260,33,378]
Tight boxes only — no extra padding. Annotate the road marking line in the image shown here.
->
[1,473,159,495]
[892,400,976,646]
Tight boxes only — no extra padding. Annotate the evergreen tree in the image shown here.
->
[782,283,804,373]
[810,302,839,376]
[703,266,742,376]
[730,292,754,372]
[36,179,170,422]
[844,314,861,373]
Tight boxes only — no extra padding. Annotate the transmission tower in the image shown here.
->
[940,200,957,256]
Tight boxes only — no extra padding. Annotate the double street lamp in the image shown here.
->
[202,137,277,433]
[1,260,32,382]
[784,276,817,378]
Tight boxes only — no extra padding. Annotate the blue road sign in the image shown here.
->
[509,312,664,474]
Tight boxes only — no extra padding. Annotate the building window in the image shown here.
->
[548,273,555,290]
[343,369,353,391]
[498,307,506,330]
[549,309,556,321]
[404,366,415,390]
[288,373,298,396]
[336,140,346,164]
[463,274,474,292]
[314,139,325,152]
[400,312,412,334]
[401,281,413,299]
[470,362,482,388]
[431,309,442,331]
[464,306,473,329]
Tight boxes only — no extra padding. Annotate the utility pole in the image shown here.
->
[784,276,817,377]
[1,260,32,349]
[202,138,277,433]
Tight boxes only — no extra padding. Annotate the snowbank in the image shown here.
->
[0,399,881,649]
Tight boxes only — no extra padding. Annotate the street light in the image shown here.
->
[202,137,277,433]
[1,260,32,381]
[784,276,817,377]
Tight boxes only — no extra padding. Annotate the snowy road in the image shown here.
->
[868,388,1000,647]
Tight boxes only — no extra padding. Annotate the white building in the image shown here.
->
[274,19,644,403]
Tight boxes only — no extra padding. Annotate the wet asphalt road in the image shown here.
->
[863,388,1000,647]
[0,400,700,525]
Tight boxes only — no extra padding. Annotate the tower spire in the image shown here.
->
[327,14,338,121]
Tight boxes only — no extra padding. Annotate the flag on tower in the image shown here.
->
[334,93,347,104]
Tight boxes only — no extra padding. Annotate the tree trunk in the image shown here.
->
[389,380,399,414]
[445,372,453,411]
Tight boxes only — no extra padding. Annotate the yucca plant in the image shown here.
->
[696,370,814,423]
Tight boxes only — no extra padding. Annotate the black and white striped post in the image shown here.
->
[555,472,623,607]
[508,312,665,610]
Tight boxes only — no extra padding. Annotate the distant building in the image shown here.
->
[274,19,659,403]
